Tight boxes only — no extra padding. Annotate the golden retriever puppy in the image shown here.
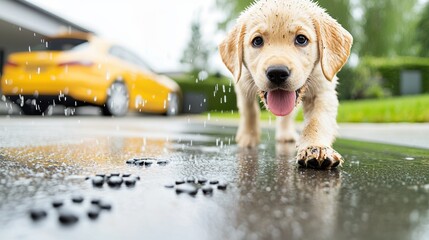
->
[219,0,353,169]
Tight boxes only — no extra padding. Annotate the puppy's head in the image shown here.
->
[219,0,353,116]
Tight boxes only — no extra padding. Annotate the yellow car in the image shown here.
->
[1,32,181,116]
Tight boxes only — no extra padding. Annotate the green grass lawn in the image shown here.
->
[208,94,429,123]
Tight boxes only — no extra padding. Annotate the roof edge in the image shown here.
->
[14,0,94,34]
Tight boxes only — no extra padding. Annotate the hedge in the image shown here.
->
[363,57,429,95]
[173,75,238,112]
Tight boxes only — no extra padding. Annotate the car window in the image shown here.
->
[32,38,88,51]
[108,46,154,72]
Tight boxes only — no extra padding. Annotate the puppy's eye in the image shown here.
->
[295,35,308,46]
[252,36,264,48]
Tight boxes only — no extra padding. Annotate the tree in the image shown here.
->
[181,18,210,74]
[359,0,418,57]
[317,0,354,33]
[216,0,253,29]
[417,3,429,57]
[216,0,421,57]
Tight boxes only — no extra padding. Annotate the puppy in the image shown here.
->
[219,0,353,169]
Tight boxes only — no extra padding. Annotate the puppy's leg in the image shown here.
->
[235,73,260,148]
[275,109,299,143]
[297,85,343,169]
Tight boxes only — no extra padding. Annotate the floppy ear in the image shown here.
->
[219,24,246,81]
[313,13,353,81]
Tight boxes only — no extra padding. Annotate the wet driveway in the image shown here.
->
[0,116,429,240]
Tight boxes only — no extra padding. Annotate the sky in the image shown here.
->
[27,0,226,73]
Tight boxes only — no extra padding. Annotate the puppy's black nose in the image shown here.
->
[266,65,290,85]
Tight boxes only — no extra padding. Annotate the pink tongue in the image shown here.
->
[267,90,296,116]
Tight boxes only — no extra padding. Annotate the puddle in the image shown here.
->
[0,117,429,240]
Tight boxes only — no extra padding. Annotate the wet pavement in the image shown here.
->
[0,116,429,240]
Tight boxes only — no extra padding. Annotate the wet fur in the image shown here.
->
[219,0,353,169]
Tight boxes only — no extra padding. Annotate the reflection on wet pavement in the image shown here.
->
[0,117,429,240]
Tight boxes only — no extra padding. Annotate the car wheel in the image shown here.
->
[102,82,129,117]
[20,99,49,115]
[166,92,180,116]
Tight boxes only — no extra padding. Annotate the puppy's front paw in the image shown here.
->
[236,130,260,148]
[296,146,343,169]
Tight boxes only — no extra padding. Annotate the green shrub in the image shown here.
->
[336,67,356,100]
[337,65,391,100]
[173,74,238,112]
